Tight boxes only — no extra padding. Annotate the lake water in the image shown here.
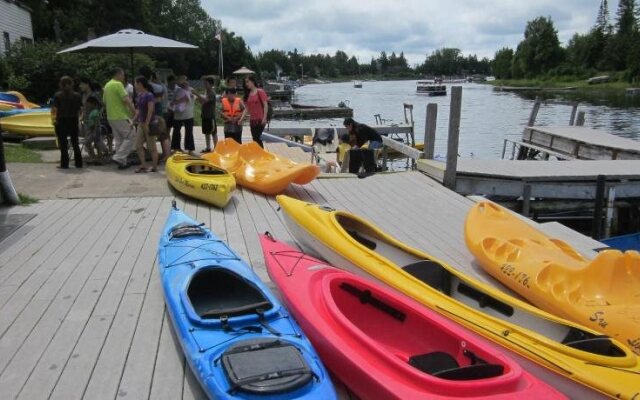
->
[269,80,640,159]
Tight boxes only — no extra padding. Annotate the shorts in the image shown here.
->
[202,118,217,136]
[151,117,169,141]
[136,124,156,151]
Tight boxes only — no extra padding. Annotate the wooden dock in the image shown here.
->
[0,166,605,399]
[417,158,640,199]
[522,125,640,160]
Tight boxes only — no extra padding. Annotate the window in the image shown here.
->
[20,37,33,46]
[3,32,10,54]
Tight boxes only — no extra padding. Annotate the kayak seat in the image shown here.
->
[561,329,625,356]
[402,260,452,295]
[222,338,312,394]
[346,230,377,250]
[186,164,226,175]
[188,268,273,319]
[409,351,504,381]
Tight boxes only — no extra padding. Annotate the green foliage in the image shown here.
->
[3,41,154,102]
[418,48,490,76]
[18,193,39,205]
[492,48,514,79]
[513,17,564,78]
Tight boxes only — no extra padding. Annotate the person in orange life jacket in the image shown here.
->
[243,76,268,148]
[220,77,246,143]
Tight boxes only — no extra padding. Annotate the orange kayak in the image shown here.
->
[465,201,640,355]
[202,138,319,195]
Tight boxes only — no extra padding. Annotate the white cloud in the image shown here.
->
[202,0,606,65]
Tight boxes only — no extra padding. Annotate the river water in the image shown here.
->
[270,80,640,159]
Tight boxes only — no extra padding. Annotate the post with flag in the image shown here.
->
[215,22,223,78]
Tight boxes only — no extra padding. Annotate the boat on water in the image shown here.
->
[465,201,640,355]
[276,194,640,399]
[353,81,363,88]
[165,153,236,208]
[417,81,447,96]
[260,233,565,400]
[202,138,320,195]
[157,202,336,399]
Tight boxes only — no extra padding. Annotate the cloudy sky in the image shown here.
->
[201,0,610,66]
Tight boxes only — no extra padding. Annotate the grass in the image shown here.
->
[4,144,42,163]
[18,193,38,205]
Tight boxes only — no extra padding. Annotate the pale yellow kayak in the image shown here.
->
[465,201,640,356]
[277,194,640,399]
[165,153,235,208]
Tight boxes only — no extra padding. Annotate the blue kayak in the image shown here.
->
[158,201,336,399]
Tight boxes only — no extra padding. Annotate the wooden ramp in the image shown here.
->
[0,172,601,399]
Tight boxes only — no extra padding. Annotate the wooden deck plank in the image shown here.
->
[0,199,81,286]
[0,200,61,256]
[223,194,251,267]
[48,198,156,400]
[148,313,185,400]
[0,198,127,398]
[0,199,101,349]
[81,293,145,400]
[9,197,140,400]
[81,199,164,400]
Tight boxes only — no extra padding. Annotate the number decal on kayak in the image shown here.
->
[589,311,609,329]
[500,264,530,288]
[201,183,219,191]
[628,337,640,355]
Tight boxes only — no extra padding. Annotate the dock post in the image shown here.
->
[522,184,532,217]
[569,103,578,125]
[604,187,616,238]
[576,111,586,126]
[423,103,438,159]
[443,86,462,190]
[591,175,606,239]
[0,134,20,205]
[527,97,541,127]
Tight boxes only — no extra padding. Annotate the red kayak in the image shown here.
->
[260,233,565,400]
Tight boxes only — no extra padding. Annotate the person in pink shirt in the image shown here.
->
[242,76,269,147]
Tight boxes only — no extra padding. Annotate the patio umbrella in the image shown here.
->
[232,66,255,75]
[58,29,198,81]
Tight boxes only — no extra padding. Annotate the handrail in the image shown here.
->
[381,136,423,160]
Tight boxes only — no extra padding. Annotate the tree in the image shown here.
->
[606,0,639,71]
[492,48,514,79]
[333,51,349,75]
[513,16,564,77]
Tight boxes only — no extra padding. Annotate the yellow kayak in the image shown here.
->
[277,195,640,399]
[0,110,54,136]
[465,201,640,356]
[165,153,235,208]
[202,138,320,195]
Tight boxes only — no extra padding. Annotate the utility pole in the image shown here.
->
[300,63,304,84]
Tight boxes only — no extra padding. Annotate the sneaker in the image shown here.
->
[117,162,129,170]
[201,148,212,153]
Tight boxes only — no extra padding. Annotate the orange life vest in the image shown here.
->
[221,97,241,118]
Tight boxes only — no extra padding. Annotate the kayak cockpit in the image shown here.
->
[331,279,508,382]
[186,163,227,176]
[188,268,273,319]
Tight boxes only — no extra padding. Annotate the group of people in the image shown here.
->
[50,67,271,172]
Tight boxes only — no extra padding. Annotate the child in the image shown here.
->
[192,76,217,152]
[84,96,108,164]
[220,78,245,143]
[324,133,351,173]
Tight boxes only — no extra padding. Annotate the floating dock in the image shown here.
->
[0,141,605,399]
